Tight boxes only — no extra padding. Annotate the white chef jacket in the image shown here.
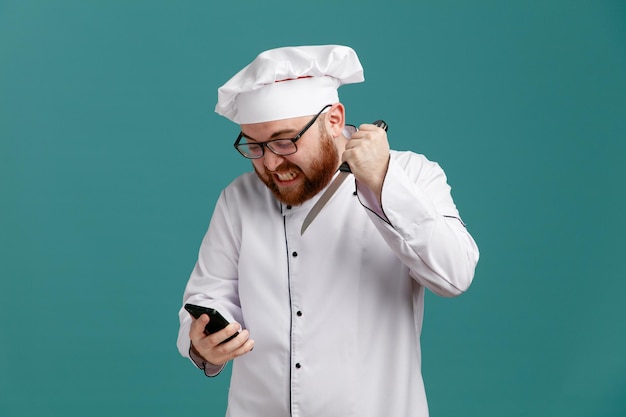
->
[177,150,479,417]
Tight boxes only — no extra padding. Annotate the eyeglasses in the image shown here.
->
[233,104,331,159]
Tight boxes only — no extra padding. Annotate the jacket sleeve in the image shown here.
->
[176,189,243,374]
[356,151,479,297]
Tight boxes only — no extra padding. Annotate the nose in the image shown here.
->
[263,150,285,172]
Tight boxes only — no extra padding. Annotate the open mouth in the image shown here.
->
[274,170,299,184]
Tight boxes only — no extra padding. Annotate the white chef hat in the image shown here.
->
[215,45,364,124]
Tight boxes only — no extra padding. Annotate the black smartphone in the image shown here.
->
[184,303,238,343]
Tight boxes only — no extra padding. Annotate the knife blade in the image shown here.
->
[300,120,388,235]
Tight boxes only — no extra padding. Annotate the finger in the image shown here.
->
[233,336,255,356]
[189,314,209,340]
[348,130,382,144]
[357,123,384,132]
[216,330,255,361]
[347,129,368,141]
[208,322,242,346]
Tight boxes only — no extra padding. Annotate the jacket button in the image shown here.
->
[296,311,303,317]
[292,251,298,257]
[295,363,301,369]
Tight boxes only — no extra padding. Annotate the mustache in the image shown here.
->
[266,161,302,175]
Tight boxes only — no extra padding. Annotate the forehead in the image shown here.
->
[240,114,312,140]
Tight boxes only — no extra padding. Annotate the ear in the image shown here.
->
[325,103,345,138]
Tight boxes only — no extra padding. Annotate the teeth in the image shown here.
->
[276,171,297,181]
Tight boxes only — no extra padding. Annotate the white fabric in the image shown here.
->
[177,150,480,417]
[215,45,364,124]
[235,77,338,125]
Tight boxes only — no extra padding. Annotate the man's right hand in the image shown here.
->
[189,314,255,366]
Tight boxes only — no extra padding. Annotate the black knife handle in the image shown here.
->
[340,119,389,173]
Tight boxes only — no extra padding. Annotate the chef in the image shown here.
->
[177,44,479,417]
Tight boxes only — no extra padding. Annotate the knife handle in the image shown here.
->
[340,119,388,173]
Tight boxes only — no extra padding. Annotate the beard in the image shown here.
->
[254,125,339,206]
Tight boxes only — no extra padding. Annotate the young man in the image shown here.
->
[177,45,479,417]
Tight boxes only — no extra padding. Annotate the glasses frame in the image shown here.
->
[233,104,332,159]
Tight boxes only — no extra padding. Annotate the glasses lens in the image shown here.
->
[266,139,297,156]
[237,142,264,159]
[343,125,357,139]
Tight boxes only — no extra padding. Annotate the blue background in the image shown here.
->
[1,0,625,416]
